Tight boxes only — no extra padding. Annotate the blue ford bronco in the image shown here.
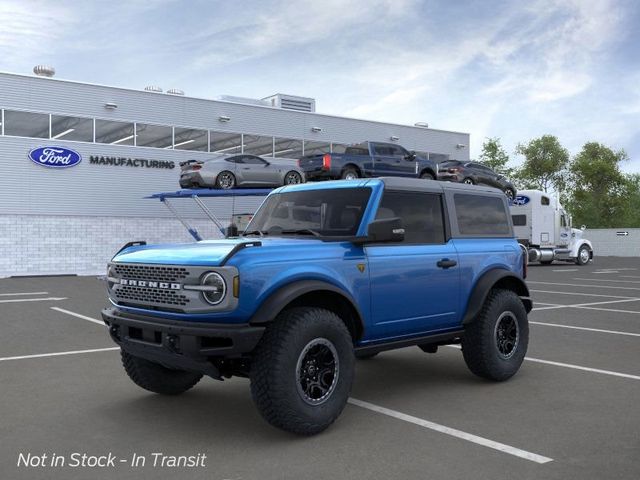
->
[102,178,532,435]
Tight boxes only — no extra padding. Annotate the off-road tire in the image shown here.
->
[341,167,359,180]
[215,171,236,189]
[461,289,528,381]
[420,171,435,180]
[576,245,591,266]
[121,350,202,395]
[250,307,355,435]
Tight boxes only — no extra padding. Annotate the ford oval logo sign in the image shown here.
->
[28,146,82,168]
[512,195,530,206]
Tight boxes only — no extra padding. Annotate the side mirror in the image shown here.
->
[357,217,405,244]
[581,224,586,231]
[405,151,416,161]
[226,224,239,238]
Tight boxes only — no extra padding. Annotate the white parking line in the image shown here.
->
[573,278,640,284]
[0,291,49,296]
[530,321,640,337]
[621,275,640,279]
[576,306,640,315]
[51,307,105,326]
[552,269,578,272]
[348,398,553,464]
[530,289,638,299]
[527,281,640,291]
[0,347,119,362]
[446,345,640,380]
[0,297,67,304]
[525,357,640,381]
[532,298,640,311]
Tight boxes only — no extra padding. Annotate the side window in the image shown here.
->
[389,145,408,157]
[512,215,527,226]
[454,194,511,236]
[375,191,446,244]
[242,155,267,165]
[225,156,243,164]
[373,144,392,156]
[541,196,550,206]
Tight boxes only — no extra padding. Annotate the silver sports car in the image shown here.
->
[179,154,305,189]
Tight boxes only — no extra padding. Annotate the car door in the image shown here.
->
[365,190,460,340]
[371,144,397,177]
[390,144,417,177]
[239,155,277,185]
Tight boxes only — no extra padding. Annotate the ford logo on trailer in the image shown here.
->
[28,146,82,168]
[512,195,530,206]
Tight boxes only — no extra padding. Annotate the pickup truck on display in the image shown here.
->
[102,178,532,435]
[298,141,438,181]
[510,190,593,265]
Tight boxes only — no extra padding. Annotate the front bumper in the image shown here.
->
[102,307,265,378]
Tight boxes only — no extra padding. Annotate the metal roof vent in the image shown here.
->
[33,65,55,77]
[144,85,163,93]
[262,94,316,112]
[167,88,185,96]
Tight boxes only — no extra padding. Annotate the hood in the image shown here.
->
[112,237,324,266]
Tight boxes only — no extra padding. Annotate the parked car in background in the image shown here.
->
[179,155,305,189]
[437,160,516,200]
[298,141,438,181]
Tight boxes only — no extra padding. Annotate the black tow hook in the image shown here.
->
[166,334,180,353]
[109,325,121,341]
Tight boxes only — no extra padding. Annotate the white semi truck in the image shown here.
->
[510,190,593,265]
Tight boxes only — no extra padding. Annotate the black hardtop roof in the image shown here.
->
[379,177,506,197]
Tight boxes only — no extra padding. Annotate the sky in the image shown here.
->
[1,0,639,172]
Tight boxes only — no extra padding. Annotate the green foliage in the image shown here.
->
[565,142,638,228]
[514,135,569,192]
[478,137,514,177]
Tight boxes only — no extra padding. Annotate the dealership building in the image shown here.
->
[0,69,470,277]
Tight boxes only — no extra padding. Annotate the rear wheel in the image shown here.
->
[250,307,355,435]
[121,351,202,395]
[284,171,303,185]
[576,245,591,265]
[461,289,528,381]
[341,167,359,180]
[216,171,236,189]
[504,188,516,201]
[420,171,435,180]
[463,177,475,185]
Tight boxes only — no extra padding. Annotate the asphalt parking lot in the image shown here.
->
[1,257,639,480]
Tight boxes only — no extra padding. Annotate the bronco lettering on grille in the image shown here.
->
[119,279,181,290]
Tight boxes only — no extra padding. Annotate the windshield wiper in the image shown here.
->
[280,229,322,237]
[242,230,266,237]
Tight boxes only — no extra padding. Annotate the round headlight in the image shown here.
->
[201,272,226,305]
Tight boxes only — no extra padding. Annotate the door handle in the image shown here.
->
[437,258,457,269]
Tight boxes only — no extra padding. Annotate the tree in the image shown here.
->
[478,137,513,177]
[566,142,632,228]
[514,135,569,192]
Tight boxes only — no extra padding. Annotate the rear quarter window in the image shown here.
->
[454,194,511,236]
[512,215,527,226]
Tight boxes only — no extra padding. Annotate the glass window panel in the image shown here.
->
[243,134,274,156]
[454,194,511,236]
[210,131,243,154]
[273,137,303,158]
[303,140,330,156]
[4,110,49,138]
[95,119,135,145]
[51,115,93,142]
[173,127,208,151]
[331,143,348,154]
[136,123,172,148]
[376,192,445,244]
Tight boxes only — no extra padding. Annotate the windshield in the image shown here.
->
[244,188,371,237]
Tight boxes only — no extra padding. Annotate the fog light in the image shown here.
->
[201,272,226,305]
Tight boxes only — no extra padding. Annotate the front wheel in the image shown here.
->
[216,171,236,189]
[250,307,355,435]
[284,170,303,185]
[463,177,475,185]
[420,171,435,180]
[121,351,202,395]
[576,245,591,265]
[504,188,516,201]
[461,289,528,381]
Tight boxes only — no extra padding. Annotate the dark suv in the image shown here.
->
[438,160,516,200]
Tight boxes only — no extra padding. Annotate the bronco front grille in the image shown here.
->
[113,264,189,282]
[115,285,190,307]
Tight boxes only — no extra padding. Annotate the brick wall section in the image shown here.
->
[0,215,225,278]
[585,228,640,257]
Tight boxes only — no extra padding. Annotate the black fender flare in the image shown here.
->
[249,280,365,338]
[462,269,532,324]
